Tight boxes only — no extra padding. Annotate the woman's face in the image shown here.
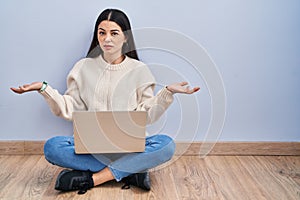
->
[97,20,126,57]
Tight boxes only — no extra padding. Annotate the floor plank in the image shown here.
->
[242,156,300,200]
[149,163,180,200]
[22,157,60,199]
[204,156,269,200]
[0,155,41,198]
[0,155,299,200]
[170,156,222,200]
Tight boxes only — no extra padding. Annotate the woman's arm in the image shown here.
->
[39,80,87,120]
[11,79,86,121]
[136,82,199,124]
[10,63,87,120]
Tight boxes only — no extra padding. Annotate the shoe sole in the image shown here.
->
[143,173,151,190]
[55,169,71,190]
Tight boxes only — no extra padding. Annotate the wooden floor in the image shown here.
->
[0,155,299,200]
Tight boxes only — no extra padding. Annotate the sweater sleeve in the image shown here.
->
[39,63,87,121]
[135,79,174,124]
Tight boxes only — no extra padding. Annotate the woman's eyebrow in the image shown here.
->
[98,28,120,32]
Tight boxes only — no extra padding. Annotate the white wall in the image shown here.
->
[0,0,299,141]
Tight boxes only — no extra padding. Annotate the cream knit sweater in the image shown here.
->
[40,55,174,123]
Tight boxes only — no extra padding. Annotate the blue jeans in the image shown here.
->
[44,134,175,181]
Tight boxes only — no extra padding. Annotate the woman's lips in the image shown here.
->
[103,45,113,50]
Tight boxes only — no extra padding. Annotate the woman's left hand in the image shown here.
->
[166,82,200,94]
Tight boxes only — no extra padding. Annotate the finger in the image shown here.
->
[21,85,30,89]
[10,87,22,94]
[194,87,200,92]
[185,86,190,91]
[10,87,18,92]
[23,84,30,88]
[186,90,194,94]
[19,86,29,92]
[186,87,200,94]
[19,86,26,90]
[191,87,200,93]
[181,81,188,86]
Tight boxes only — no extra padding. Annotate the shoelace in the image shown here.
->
[121,174,141,190]
[121,177,131,189]
[72,177,91,195]
[77,182,90,194]
[121,174,137,190]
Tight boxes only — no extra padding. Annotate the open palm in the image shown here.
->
[167,82,200,94]
[10,82,42,94]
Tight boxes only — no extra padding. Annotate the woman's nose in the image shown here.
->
[104,34,112,42]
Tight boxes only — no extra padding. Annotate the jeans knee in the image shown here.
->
[44,137,57,163]
[164,137,176,161]
[158,135,176,162]
[44,136,70,164]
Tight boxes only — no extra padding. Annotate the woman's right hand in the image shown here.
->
[10,82,43,94]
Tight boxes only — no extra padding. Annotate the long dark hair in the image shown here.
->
[87,9,139,60]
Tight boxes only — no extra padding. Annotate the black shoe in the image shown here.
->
[55,169,94,194]
[121,172,151,191]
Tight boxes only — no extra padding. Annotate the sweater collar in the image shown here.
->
[97,55,130,71]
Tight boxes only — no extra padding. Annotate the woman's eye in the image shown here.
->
[99,31,105,35]
[111,32,119,36]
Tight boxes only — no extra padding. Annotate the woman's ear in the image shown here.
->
[123,37,128,46]
[123,31,129,42]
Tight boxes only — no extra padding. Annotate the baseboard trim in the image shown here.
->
[0,141,299,156]
[175,142,300,156]
[0,141,45,155]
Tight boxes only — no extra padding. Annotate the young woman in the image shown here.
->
[11,8,199,194]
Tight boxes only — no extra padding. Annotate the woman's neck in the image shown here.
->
[103,53,125,65]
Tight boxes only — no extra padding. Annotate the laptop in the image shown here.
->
[73,111,147,154]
